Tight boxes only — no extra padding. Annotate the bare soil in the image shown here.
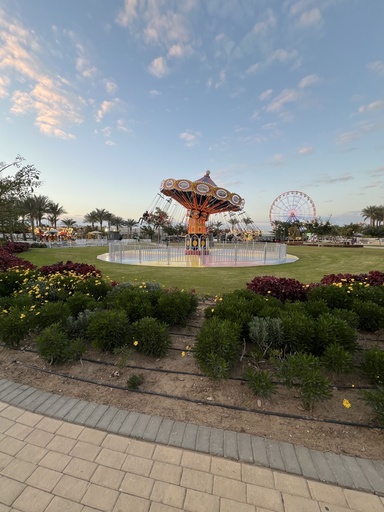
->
[0,301,383,460]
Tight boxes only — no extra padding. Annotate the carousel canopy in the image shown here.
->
[160,171,244,215]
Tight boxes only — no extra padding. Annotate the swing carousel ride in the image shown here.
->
[160,171,244,253]
[103,170,296,267]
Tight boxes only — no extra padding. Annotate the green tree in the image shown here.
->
[47,203,67,228]
[94,208,110,232]
[83,210,98,229]
[61,218,77,228]
[125,218,138,238]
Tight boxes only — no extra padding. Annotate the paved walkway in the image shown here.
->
[0,379,383,512]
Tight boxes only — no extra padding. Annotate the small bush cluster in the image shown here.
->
[195,317,242,380]
[248,317,284,358]
[320,271,384,286]
[361,347,384,385]
[243,367,277,398]
[133,317,172,357]
[36,324,86,364]
[87,309,132,352]
[277,353,332,411]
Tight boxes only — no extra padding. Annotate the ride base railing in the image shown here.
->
[108,241,287,265]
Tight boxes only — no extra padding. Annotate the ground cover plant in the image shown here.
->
[0,242,384,456]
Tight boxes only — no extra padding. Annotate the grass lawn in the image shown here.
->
[22,245,384,296]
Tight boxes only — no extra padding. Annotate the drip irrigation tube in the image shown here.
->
[8,346,375,390]
[5,346,376,391]
[18,362,383,430]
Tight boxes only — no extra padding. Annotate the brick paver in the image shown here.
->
[0,391,383,512]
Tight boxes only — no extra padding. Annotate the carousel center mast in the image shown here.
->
[161,171,244,254]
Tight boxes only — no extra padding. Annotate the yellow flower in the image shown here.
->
[186,345,191,350]
[211,308,215,313]
[2,310,8,314]
[35,312,40,316]
[343,399,351,409]
[133,341,139,346]
[267,290,271,294]
[351,384,355,388]
[181,351,186,357]
[20,313,26,319]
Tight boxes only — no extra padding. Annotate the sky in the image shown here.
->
[1,0,384,232]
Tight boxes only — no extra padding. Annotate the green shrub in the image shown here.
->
[248,317,284,357]
[155,289,198,326]
[195,317,242,380]
[75,277,112,300]
[351,300,384,332]
[331,308,360,329]
[205,290,268,340]
[0,269,37,296]
[87,309,132,352]
[243,367,277,398]
[314,313,358,355]
[363,386,384,426]
[321,343,354,374]
[66,292,98,317]
[34,301,71,331]
[278,353,332,411]
[105,287,154,322]
[361,347,384,385]
[307,285,352,310]
[0,307,33,347]
[36,324,86,364]
[280,310,316,354]
[304,299,330,319]
[65,310,96,340]
[133,317,172,357]
[127,373,145,390]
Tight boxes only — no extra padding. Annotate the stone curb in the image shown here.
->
[0,378,383,496]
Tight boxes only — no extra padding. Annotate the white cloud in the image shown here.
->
[207,69,226,89]
[269,48,299,64]
[245,63,260,75]
[105,140,116,146]
[0,12,84,139]
[252,9,277,35]
[358,100,384,113]
[100,126,112,137]
[149,89,161,96]
[337,131,359,145]
[148,56,168,77]
[168,44,192,58]
[298,74,319,88]
[96,99,120,122]
[10,76,82,140]
[117,119,132,133]
[298,146,314,154]
[104,80,118,94]
[116,0,138,27]
[367,60,384,76]
[297,8,322,27]
[259,89,273,101]
[0,76,10,97]
[265,89,299,113]
[179,129,201,147]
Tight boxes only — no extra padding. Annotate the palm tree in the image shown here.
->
[362,205,380,226]
[61,218,77,228]
[83,210,98,229]
[31,195,51,227]
[47,202,67,228]
[94,208,110,232]
[111,215,125,230]
[125,218,138,238]
[22,196,39,238]
[228,218,238,232]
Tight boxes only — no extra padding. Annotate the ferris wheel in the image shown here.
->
[269,190,316,225]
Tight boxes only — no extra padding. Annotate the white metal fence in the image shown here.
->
[108,242,287,265]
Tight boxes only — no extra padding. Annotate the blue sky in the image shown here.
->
[1,0,383,232]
